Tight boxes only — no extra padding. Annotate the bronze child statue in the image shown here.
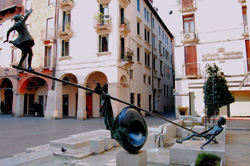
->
[4,9,35,70]
[176,116,226,149]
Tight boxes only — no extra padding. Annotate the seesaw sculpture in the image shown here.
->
[6,10,226,152]
[4,9,35,70]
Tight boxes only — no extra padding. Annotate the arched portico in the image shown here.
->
[84,71,108,118]
[16,77,48,117]
[0,78,14,114]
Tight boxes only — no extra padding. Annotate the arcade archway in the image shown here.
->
[0,78,13,114]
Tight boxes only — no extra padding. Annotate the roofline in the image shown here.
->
[144,0,173,39]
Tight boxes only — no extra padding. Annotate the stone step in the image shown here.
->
[49,130,110,149]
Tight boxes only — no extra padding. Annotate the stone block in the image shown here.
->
[170,140,225,165]
[113,139,120,147]
[184,120,194,127]
[116,150,147,166]
[89,138,105,154]
[182,127,192,139]
[176,127,183,137]
[101,136,113,150]
[215,125,226,143]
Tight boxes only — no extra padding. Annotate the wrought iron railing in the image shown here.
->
[58,22,73,33]
[181,29,199,43]
[121,47,133,61]
[120,17,131,32]
[94,15,112,28]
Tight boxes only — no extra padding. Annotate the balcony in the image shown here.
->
[94,14,112,34]
[97,0,111,3]
[120,47,134,69]
[181,29,199,44]
[183,62,201,78]
[41,28,55,43]
[119,17,131,37]
[238,0,246,3]
[119,0,131,8]
[179,0,197,13]
[59,0,74,10]
[58,22,73,40]
[242,25,249,37]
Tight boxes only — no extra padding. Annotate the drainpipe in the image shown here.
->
[151,12,155,112]
[52,0,59,90]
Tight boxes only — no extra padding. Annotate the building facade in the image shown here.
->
[0,0,174,119]
[168,0,250,118]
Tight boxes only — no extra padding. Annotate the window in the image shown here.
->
[25,0,31,13]
[143,75,146,83]
[62,40,69,57]
[137,0,140,12]
[147,11,149,22]
[144,28,150,43]
[137,94,141,107]
[164,84,166,97]
[152,18,154,28]
[185,46,197,76]
[182,0,193,10]
[130,69,133,79]
[183,15,195,33]
[149,95,152,111]
[153,57,156,70]
[162,31,164,40]
[48,0,55,6]
[144,8,146,19]
[44,46,52,67]
[159,42,162,55]
[99,35,109,52]
[158,78,161,90]
[242,6,248,27]
[167,85,169,98]
[12,48,20,64]
[137,21,140,35]
[145,52,150,67]
[163,47,165,57]
[160,61,163,75]
[137,47,140,61]
[63,11,71,31]
[46,17,54,39]
[130,93,135,105]
[148,76,151,85]
[166,50,169,60]
[166,67,170,79]
[152,35,155,48]
[159,26,161,36]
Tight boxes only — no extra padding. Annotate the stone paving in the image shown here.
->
[1,113,250,166]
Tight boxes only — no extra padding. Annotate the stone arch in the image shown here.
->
[60,73,78,118]
[0,78,14,114]
[18,77,48,116]
[85,71,108,117]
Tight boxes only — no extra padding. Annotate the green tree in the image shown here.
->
[203,65,235,120]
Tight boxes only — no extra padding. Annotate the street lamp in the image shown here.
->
[2,68,21,81]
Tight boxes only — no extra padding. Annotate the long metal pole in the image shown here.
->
[13,65,203,136]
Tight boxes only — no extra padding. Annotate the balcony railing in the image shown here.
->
[119,17,130,37]
[179,0,197,13]
[94,14,112,31]
[120,47,134,69]
[183,62,201,78]
[59,0,74,10]
[58,22,73,39]
[41,28,55,42]
[181,29,199,43]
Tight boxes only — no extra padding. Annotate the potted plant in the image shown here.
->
[194,153,221,166]
[120,20,127,28]
[94,12,103,26]
[177,106,188,115]
[65,23,70,31]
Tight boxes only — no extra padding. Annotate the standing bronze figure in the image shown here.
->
[4,9,35,70]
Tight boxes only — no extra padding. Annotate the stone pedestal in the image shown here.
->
[170,141,225,165]
[101,136,113,150]
[89,138,104,154]
[116,150,147,166]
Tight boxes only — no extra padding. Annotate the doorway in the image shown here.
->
[29,94,35,115]
[38,95,44,116]
[86,93,93,117]
[63,94,69,116]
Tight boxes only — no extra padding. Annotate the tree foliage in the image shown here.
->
[203,65,235,118]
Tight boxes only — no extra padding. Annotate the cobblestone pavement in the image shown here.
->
[0,111,175,159]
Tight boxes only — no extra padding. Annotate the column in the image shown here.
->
[77,89,87,120]
[15,94,24,117]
